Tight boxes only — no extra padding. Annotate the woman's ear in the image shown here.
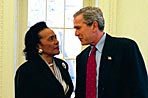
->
[36,44,39,49]
[38,48,43,54]
[36,44,43,54]
[36,43,41,49]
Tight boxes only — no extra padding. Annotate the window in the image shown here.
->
[28,0,83,97]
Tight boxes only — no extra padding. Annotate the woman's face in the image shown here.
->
[37,28,59,57]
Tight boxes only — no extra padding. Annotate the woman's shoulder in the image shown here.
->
[16,60,37,75]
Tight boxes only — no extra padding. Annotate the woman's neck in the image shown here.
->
[40,54,53,64]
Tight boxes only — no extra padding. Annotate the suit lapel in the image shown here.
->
[35,56,63,86]
[99,34,113,85]
[54,58,74,95]
[84,46,91,65]
[54,58,71,85]
[79,46,91,77]
[54,58,66,80]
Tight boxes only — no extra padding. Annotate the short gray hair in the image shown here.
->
[73,6,105,31]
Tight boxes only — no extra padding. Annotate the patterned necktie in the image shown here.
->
[86,46,96,98]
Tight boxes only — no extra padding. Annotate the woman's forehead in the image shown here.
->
[39,28,55,37]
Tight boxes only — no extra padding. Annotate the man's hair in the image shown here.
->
[73,6,105,31]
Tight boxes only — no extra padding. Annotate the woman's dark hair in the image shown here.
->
[23,21,48,60]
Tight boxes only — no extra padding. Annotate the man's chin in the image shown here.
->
[81,42,89,46]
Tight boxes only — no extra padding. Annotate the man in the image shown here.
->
[73,6,148,98]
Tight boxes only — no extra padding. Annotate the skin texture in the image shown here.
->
[73,14,104,46]
[37,28,59,63]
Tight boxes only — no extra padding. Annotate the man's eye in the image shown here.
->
[77,27,80,29]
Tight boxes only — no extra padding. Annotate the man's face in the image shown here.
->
[73,14,94,45]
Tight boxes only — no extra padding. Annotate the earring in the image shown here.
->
[38,49,43,54]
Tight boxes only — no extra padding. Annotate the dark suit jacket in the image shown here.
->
[75,34,148,98]
[15,55,73,98]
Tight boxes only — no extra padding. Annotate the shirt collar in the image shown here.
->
[95,33,106,53]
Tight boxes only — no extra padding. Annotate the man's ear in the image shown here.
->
[92,21,98,32]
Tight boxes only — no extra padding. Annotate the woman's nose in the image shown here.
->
[55,39,59,44]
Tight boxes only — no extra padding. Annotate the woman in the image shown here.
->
[15,21,73,98]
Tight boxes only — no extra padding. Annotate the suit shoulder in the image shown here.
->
[109,35,138,47]
[15,61,36,76]
[17,60,34,70]
[76,46,90,58]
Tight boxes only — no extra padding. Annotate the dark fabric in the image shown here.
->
[15,55,73,98]
[86,46,96,98]
[75,34,148,98]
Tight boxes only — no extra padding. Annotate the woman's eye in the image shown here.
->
[48,35,56,41]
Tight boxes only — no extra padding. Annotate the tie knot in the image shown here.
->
[91,46,96,54]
